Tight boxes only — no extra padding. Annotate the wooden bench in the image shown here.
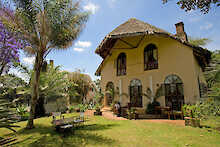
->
[73,112,85,127]
[51,112,73,133]
[51,112,85,133]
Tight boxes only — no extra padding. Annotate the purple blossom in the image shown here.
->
[0,21,23,75]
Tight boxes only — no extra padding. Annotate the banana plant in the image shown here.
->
[142,85,164,104]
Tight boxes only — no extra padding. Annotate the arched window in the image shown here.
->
[164,74,184,111]
[164,74,183,84]
[129,79,142,107]
[117,53,126,76]
[144,44,158,70]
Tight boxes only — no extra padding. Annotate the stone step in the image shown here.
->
[138,114,167,119]
[101,107,112,112]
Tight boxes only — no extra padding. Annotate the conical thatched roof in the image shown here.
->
[109,18,168,36]
[95,18,170,57]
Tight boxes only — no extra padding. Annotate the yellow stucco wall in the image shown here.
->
[99,35,205,112]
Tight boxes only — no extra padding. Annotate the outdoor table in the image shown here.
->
[155,106,172,119]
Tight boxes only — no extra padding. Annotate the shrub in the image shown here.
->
[21,112,29,121]
[182,98,220,120]
[16,105,27,116]
[197,98,220,119]
[127,108,137,120]
[16,105,29,121]
[93,103,100,111]
[145,101,160,114]
[68,105,76,112]
[182,104,201,119]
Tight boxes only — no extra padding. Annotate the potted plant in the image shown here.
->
[127,108,138,120]
[142,86,163,114]
[94,104,102,115]
[182,104,200,127]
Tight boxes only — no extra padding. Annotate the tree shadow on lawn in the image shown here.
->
[77,123,119,131]
[13,123,118,146]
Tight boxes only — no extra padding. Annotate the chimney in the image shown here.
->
[49,60,54,67]
[175,22,188,42]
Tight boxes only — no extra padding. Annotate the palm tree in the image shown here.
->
[142,85,164,114]
[142,85,164,104]
[0,0,88,129]
[67,71,93,104]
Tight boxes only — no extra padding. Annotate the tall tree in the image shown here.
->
[205,51,220,98]
[67,70,93,104]
[162,0,220,13]
[0,0,89,129]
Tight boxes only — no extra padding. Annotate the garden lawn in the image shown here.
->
[0,113,220,147]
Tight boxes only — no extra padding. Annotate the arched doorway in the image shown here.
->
[129,79,142,107]
[106,82,114,105]
[164,74,184,111]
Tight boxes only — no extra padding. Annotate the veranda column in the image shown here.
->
[103,92,108,107]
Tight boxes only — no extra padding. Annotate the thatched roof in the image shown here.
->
[95,18,211,76]
[95,18,169,57]
[109,18,169,36]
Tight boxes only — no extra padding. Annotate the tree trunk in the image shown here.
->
[0,46,11,76]
[66,94,70,113]
[0,63,5,76]
[26,52,43,129]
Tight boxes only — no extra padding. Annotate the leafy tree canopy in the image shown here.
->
[162,0,220,13]
[67,70,93,103]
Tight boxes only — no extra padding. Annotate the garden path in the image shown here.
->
[84,109,185,126]
[140,119,185,126]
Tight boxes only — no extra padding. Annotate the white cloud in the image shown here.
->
[107,0,118,8]
[23,57,35,65]
[200,23,213,30]
[73,41,92,52]
[73,48,84,52]
[83,3,99,14]
[75,41,92,48]
[188,17,202,23]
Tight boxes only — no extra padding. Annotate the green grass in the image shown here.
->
[1,113,220,147]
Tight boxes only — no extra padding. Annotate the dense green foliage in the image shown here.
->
[183,99,220,120]
[39,65,68,102]
[67,70,93,104]
[16,105,29,121]
[205,50,220,99]
[0,72,27,102]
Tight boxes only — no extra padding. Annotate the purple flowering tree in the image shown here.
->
[0,21,22,76]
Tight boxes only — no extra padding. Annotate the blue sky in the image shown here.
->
[20,0,220,80]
